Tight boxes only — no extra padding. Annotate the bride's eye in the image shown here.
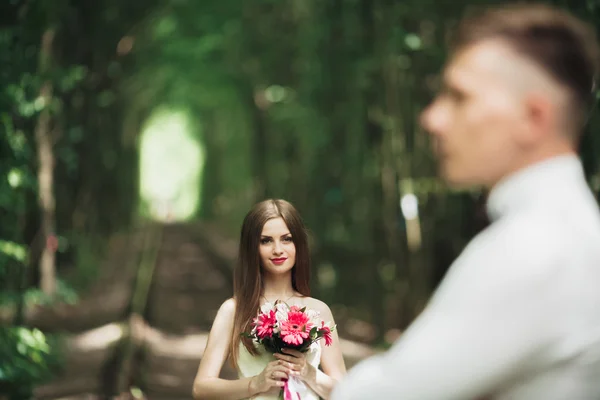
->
[260,237,272,245]
[282,236,293,243]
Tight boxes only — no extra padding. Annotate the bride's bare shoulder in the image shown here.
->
[302,296,333,317]
[217,297,236,318]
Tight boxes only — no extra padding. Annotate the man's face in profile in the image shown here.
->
[420,40,546,188]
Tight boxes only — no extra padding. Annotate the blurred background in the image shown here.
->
[1,0,600,399]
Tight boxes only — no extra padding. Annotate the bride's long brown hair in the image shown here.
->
[229,199,311,368]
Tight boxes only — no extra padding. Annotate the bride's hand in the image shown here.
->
[250,360,291,394]
[274,348,316,383]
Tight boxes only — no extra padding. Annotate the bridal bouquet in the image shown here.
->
[243,301,335,399]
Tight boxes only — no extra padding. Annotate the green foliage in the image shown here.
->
[0,280,78,310]
[0,327,61,400]
[0,1,148,393]
[0,240,27,264]
[65,235,103,290]
[124,0,600,335]
[0,2,598,391]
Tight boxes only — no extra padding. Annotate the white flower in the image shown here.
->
[260,301,275,313]
[250,316,258,335]
[275,302,290,324]
[321,320,333,329]
[306,309,321,326]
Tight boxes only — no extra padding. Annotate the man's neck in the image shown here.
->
[486,142,576,191]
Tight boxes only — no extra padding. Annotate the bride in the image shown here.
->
[192,199,346,399]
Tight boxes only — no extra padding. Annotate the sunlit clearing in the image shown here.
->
[400,190,422,251]
[145,327,209,358]
[139,109,205,222]
[71,323,124,351]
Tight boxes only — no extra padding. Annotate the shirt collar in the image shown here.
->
[486,154,584,222]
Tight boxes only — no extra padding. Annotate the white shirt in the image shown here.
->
[331,154,600,400]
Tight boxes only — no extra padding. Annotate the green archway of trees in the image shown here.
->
[138,108,206,222]
[2,0,600,397]
[3,0,600,333]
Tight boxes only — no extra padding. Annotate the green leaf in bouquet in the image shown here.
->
[294,336,316,353]
[309,326,318,339]
[263,337,280,354]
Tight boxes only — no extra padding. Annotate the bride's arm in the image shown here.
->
[307,305,346,399]
[277,301,346,399]
[192,299,258,400]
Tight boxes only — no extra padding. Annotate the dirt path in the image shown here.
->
[31,222,377,399]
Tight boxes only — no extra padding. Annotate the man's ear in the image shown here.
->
[520,93,554,146]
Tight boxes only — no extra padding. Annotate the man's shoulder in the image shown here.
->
[434,215,565,303]
[458,212,570,280]
[480,202,600,252]
[475,212,564,252]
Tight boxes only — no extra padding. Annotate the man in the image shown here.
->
[331,4,600,400]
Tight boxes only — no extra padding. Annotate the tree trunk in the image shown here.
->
[250,87,269,201]
[35,28,57,296]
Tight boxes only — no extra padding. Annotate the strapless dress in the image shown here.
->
[237,341,321,400]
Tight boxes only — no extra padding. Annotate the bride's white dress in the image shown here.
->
[237,341,322,400]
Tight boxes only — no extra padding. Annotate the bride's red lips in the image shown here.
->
[271,257,287,264]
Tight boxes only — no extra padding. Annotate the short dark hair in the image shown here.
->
[451,3,599,130]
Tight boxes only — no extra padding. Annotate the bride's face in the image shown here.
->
[259,217,296,276]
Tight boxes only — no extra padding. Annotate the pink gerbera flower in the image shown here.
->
[254,309,277,339]
[320,321,333,346]
[280,309,313,346]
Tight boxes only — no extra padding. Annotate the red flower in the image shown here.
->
[321,321,333,346]
[254,310,277,339]
[280,310,313,346]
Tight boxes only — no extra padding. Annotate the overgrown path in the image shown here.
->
[8,222,375,399]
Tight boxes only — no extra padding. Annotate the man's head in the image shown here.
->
[421,4,599,188]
